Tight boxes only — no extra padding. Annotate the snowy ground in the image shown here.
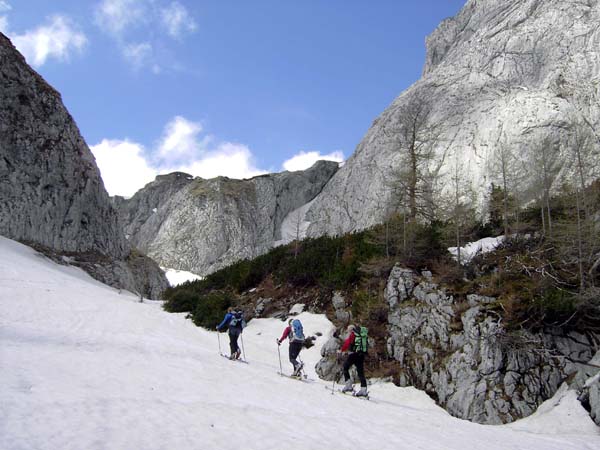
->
[448,236,505,264]
[273,199,315,247]
[163,268,203,286]
[1,236,599,450]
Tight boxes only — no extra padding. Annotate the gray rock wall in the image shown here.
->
[116,161,338,275]
[115,0,600,277]
[573,351,600,426]
[0,33,168,298]
[384,265,598,424]
[0,33,126,257]
[306,0,600,236]
[314,266,599,425]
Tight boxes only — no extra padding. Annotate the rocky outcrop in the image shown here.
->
[384,265,598,424]
[314,266,599,425]
[0,33,125,257]
[115,161,338,275]
[573,351,600,426]
[306,0,600,236]
[0,33,168,298]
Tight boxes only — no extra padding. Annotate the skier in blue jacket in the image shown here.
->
[216,307,245,359]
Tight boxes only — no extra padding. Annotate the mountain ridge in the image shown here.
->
[114,160,339,275]
[305,0,600,236]
[0,32,168,298]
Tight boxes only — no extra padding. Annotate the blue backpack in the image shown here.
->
[290,319,305,342]
[229,311,245,329]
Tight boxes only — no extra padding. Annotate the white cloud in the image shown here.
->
[156,116,265,179]
[160,1,197,38]
[157,116,206,162]
[94,0,146,36]
[92,116,268,196]
[91,139,157,197]
[11,15,87,67]
[282,150,344,172]
[0,1,9,33]
[175,143,267,180]
[94,0,197,73]
[122,41,153,70]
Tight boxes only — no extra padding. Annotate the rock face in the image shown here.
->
[0,34,124,257]
[306,0,600,236]
[315,266,599,424]
[573,351,600,426]
[383,265,598,424]
[115,0,600,274]
[115,161,338,275]
[0,33,168,298]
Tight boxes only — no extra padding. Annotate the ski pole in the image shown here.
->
[217,330,222,355]
[331,371,336,395]
[276,339,283,375]
[332,352,342,395]
[240,333,246,361]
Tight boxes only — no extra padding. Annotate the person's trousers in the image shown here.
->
[289,341,303,369]
[343,352,366,387]
[229,328,241,355]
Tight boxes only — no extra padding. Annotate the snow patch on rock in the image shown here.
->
[448,236,505,264]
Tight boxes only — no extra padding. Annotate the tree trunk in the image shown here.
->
[575,188,585,292]
[540,199,546,236]
[409,143,418,221]
[502,168,509,237]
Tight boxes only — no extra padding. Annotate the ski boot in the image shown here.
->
[341,380,354,393]
[355,387,368,397]
[292,362,304,377]
[290,363,304,378]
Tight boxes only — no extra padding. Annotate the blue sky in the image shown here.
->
[0,0,465,196]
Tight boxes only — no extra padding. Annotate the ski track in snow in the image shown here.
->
[1,236,599,450]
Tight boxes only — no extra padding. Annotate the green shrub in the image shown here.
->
[164,290,200,313]
[192,291,234,329]
[534,288,576,323]
[164,227,384,314]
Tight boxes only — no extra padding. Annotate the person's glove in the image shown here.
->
[276,339,281,346]
[215,326,220,331]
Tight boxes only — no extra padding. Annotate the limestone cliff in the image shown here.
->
[115,161,339,276]
[306,0,600,236]
[0,33,168,298]
[315,266,600,425]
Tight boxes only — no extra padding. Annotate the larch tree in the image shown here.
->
[383,89,445,224]
[447,151,477,266]
[488,132,527,237]
[528,137,561,237]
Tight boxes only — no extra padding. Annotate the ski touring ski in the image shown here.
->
[219,353,249,364]
[324,386,372,401]
[277,371,314,383]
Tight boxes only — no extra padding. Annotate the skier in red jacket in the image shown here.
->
[338,324,368,397]
[277,318,305,376]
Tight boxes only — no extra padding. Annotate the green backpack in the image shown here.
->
[353,326,368,353]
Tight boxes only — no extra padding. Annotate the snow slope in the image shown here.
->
[1,236,599,450]
[163,267,203,286]
[274,199,315,247]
